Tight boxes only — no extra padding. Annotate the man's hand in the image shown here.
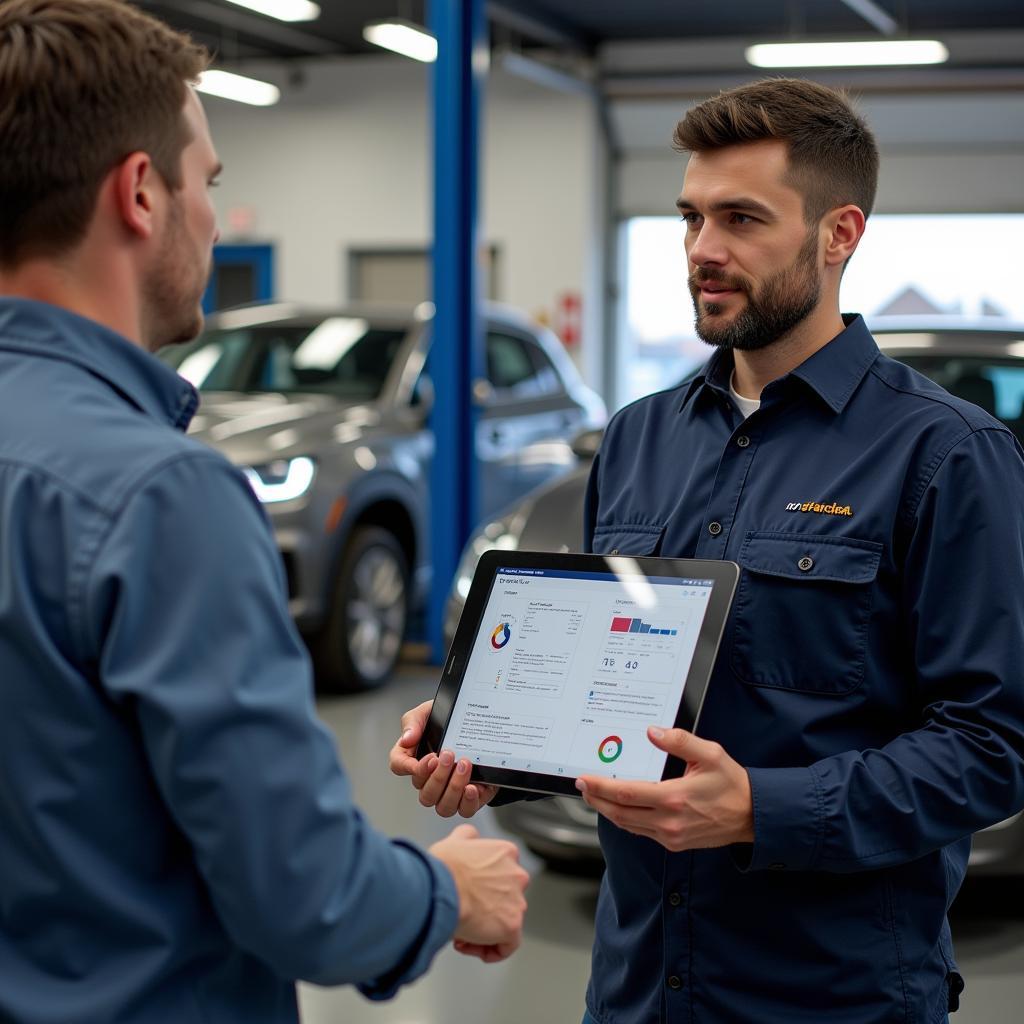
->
[576,726,754,852]
[389,700,498,818]
[429,824,530,963]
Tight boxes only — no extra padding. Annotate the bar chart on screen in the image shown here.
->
[609,615,678,636]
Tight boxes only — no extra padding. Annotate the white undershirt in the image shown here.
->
[729,372,761,419]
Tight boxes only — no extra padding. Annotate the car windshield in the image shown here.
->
[160,318,408,399]
[893,351,1024,442]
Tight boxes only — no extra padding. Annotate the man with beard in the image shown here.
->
[0,3,530,1022]
[391,79,1024,1022]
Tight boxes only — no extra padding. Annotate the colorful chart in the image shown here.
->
[610,615,677,636]
[598,735,623,763]
[490,622,512,650]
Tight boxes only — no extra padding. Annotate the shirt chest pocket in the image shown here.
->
[730,532,882,695]
[591,523,665,557]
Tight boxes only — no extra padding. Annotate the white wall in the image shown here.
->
[204,56,598,334]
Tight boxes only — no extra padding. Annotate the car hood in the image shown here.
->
[187,391,382,465]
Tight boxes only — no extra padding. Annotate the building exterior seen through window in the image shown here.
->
[619,213,1024,410]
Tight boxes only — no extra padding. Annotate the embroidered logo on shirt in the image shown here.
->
[785,501,853,517]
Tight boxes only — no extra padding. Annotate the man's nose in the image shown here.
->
[687,222,727,269]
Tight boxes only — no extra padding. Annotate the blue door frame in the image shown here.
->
[202,243,275,314]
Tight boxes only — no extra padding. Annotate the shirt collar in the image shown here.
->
[680,313,879,415]
[0,297,198,430]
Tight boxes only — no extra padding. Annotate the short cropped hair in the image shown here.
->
[673,78,879,224]
[0,0,209,266]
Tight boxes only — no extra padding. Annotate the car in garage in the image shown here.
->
[160,300,605,691]
[443,318,1024,874]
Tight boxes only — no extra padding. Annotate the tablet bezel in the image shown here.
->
[419,549,739,797]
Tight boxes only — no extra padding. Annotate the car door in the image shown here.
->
[477,326,581,516]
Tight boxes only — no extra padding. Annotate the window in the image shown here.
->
[162,321,407,399]
[487,331,541,394]
[619,213,1024,411]
[841,215,1024,321]
[524,339,562,396]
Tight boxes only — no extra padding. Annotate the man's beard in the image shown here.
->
[689,231,821,352]
[141,199,210,352]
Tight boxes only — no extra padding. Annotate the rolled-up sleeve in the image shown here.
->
[746,427,1024,873]
[80,451,457,991]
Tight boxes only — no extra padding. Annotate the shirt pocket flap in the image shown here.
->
[739,532,882,584]
[591,523,665,557]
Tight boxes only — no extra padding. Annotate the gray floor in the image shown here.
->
[300,660,1024,1024]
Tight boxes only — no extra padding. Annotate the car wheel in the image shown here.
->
[315,526,409,692]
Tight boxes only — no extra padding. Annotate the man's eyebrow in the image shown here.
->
[675,196,776,219]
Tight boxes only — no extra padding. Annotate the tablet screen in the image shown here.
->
[440,562,718,784]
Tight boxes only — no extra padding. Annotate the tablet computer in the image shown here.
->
[419,550,739,797]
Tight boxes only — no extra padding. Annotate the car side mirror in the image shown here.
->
[472,378,494,406]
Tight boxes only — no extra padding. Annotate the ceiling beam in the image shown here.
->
[142,0,338,56]
[840,0,899,36]
[487,1,590,53]
[604,66,1024,99]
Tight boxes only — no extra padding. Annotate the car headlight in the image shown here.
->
[243,456,316,503]
[453,516,523,600]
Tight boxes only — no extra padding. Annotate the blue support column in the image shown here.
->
[427,0,487,663]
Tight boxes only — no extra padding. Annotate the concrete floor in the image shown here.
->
[299,661,1024,1024]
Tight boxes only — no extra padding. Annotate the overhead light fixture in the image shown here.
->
[196,70,281,107]
[222,0,320,21]
[746,39,949,68]
[363,18,438,63]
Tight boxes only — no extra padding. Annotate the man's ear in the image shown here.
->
[111,152,158,241]
[822,204,866,268]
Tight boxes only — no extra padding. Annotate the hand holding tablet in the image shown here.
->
[418,551,739,798]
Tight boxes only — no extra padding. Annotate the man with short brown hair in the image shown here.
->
[0,3,528,1021]
[394,78,1024,1022]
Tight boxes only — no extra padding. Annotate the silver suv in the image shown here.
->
[160,301,605,691]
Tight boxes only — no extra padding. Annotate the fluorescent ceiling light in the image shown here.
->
[746,39,949,68]
[223,0,320,21]
[363,18,437,63]
[196,70,281,107]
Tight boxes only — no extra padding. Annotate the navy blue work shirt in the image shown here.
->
[0,299,457,1024]
[582,315,1024,1023]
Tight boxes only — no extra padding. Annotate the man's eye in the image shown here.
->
[680,213,700,226]
[731,213,753,224]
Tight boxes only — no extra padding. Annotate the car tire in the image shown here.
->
[314,526,409,692]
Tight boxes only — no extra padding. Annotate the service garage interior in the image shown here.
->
[131,2,1024,1021]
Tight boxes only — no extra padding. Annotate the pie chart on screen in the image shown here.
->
[598,735,623,763]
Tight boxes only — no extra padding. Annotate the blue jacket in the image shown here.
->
[582,315,1024,1023]
[0,298,457,1024]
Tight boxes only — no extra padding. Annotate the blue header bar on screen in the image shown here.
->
[496,568,714,588]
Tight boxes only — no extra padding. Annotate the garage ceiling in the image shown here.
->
[139,1,1024,63]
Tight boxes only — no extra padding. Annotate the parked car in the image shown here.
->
[159,301,605,691]
[445,318,1024,874]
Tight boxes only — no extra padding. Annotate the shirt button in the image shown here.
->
[708,521,723,536]
[797,556,814,572]
[667,975,683,990]
[668,892,681,907]
[736,435,751,448]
